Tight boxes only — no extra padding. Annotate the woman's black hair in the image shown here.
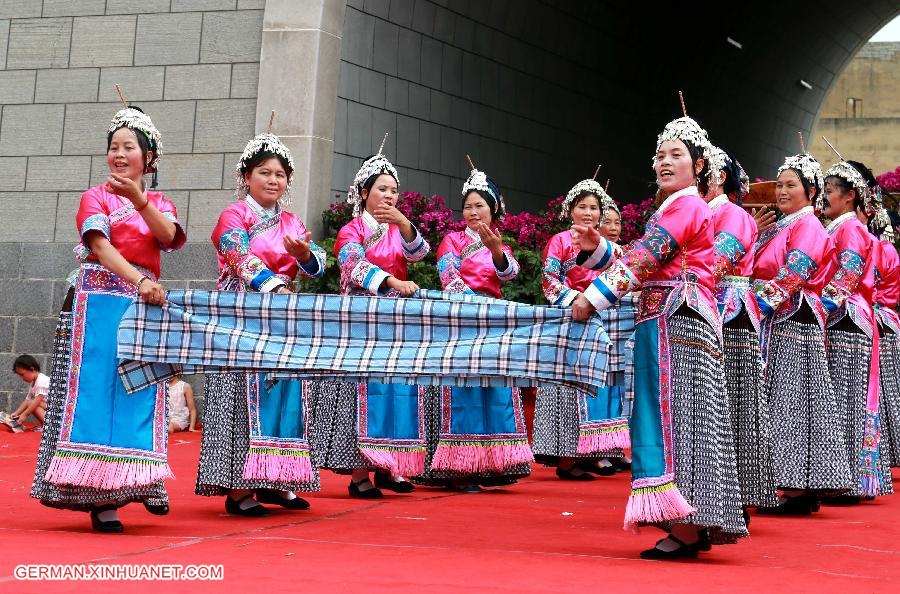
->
[13,354,40,372]
[719,150,744,197]
[682,140,710,197]
[241,150,293,179]
[106,105,158,187]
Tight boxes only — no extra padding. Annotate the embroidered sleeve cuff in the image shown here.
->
[578,239,616,271]
[556,288,579,307]
[495,253,518,281]
[255,272,286,293]
[80,213,111,242]
[366,268,391,295]
[298,242,326,278]
[402,228,430,262]
[584,278,619,311]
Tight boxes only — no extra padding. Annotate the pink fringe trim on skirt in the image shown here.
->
[623,481,695,531]
[576,426,631,455]
[431,442,534,473]
[359,447,426,476]
[44,453,175,490]
[242,450,315,483]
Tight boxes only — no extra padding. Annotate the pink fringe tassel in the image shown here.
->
[576,427,631,454]
[242,452,315,483]
[44,454,175,490]
[359,448,426,476]
[623,484,695,531]
[431,443,534,473]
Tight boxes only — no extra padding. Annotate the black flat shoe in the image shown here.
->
[555,467,595,481]
[90,505,124,533]
[756,495,818,516]
[639,535,701,560]
[819,494,861,506]
[142,500,169,516]
[742,508,751,527]
[225,494,271,517]
[610,458,632,472]
[256,489,311,510]
[374,473,416,493]
[349,480,383,499]
[577,461,616,476]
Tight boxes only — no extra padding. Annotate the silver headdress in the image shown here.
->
[462,167,506,218]
[706,145,727,186]
[706,145,750,202]
[778,153,824,210]
[347,136,399,217]
[108,107,163,171]
[560,179,616,219]
[235,133,295,203]
[654,116,712,163]
[824,160,873,215]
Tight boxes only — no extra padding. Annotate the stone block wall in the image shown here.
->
[0,0,262,410]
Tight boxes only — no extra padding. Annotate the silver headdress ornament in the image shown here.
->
[706,145,727,186]
[560,179,616,219]
[108,108,163,170]
[873,206,895,243]
[706,146,750,201]
[820,136,875,216]
[824,161,873,213]
[653,91,712,169]
[347,133,399,217]
[461,154,505,218]
[778,153,824,210]
[234,132,295,203]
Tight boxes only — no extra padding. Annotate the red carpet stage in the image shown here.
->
[1,429,898,593]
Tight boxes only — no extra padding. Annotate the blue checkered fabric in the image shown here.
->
[117,290,610,393]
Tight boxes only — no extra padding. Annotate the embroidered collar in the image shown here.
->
[465,226,482,242]
[755,205,814,250]
[244,195,279,220]
[361,209,386,233]
[825,211,857,235]
[657,186,697,216]
[708,194,729,212]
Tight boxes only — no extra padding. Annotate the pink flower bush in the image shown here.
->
[877,167,900,192]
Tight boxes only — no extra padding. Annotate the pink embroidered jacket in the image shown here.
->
[541,230,600,306]
[335,210,430,296]
[874,239,900,333]
[211,198,326,292]
[582,186,719,331]
[76,183,186,278]
[437,227,519,299]
[708,194,760,327]
[821,213,877,335]
[751,206,836,328]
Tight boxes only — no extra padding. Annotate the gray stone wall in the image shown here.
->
[331,0,602,215]
[0,0,263,410]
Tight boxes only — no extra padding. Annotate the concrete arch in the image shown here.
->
[327,0,900,215]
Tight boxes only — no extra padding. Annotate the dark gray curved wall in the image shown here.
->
[333,0,900,211]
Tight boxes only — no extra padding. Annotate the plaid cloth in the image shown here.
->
[117,290,610,393]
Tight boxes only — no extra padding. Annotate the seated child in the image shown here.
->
[1,355,49,432]
[168,375,198,433]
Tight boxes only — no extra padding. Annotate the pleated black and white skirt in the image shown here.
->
[765,315,852,492]
[195,373,320,495]
[722,314,778,507]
